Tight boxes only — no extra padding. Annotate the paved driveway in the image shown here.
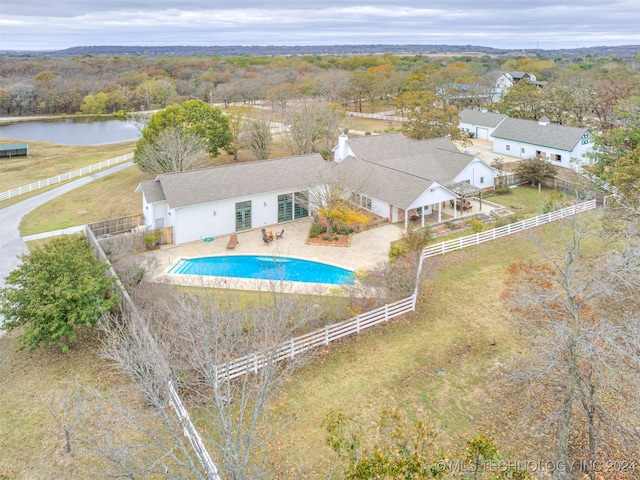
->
[0,162,134,332]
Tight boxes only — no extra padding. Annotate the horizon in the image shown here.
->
[2,42,638,54]
[1,2,638,52]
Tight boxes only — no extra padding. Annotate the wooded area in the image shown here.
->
[1,50,637,129]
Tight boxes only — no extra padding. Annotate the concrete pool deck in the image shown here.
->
[144,217,405,293]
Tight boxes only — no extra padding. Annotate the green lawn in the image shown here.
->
[235,233,540,478]
[19,166,151,236]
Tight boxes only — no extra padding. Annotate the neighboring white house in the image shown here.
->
[334,133,496,227]
[490,117,594,168]
[493,71,545,102]
[137,133,496,244]
[459,109,507,140]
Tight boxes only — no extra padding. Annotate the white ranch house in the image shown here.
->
[137,133,496,245]
[459,109,595,168]
[491,117,594,168]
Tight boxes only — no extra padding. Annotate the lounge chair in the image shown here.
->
[227,234,238,249]
[275,229,284,239]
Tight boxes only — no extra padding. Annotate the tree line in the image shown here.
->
[0,52,637,128]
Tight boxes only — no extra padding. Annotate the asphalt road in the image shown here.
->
[0,161,135,332]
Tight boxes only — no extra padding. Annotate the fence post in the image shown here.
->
[290,339,295,358]
[356,315,360,333]
[324,326,329,345]
[385,304,389,321]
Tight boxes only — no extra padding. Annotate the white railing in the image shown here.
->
[85,226,220,479]
[216,296,415,382]
[216,200,598,382]
[568,162,615,194]
[347,111,407,122]
[421,199,597,259]
[0,152,134,202]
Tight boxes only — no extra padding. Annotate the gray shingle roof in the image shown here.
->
[337,133,481,209]
[459,109,507,128]
[136,179,166,203]
[152,154,327,208]
[344,133,477,181]
[337,156,436,210]
[491,118,589,151]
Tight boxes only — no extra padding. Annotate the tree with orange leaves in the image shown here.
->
[501,212,640,480]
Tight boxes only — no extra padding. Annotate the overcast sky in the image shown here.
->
[1,1,638,51]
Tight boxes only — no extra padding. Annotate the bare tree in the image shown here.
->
[99,281,321,480]
[47,380,86,455]
[135,126,210,174]
[247,112,274,161]
[282,99,345,156]
[501,212,640,480]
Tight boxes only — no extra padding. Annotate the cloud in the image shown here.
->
[1,1,638,51]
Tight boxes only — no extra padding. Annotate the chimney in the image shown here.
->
[335,134,349,162]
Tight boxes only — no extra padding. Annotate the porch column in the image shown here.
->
[438,202,442,223]
[480,191,483,211]
[421,206,425,228]
[453,198,458,219]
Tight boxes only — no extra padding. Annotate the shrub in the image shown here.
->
[389,244,408,260]
[470,217,486,233]
[309,223,326,238]
[543,190,565,213]
[143,230,161,248]
[494,187,513,195]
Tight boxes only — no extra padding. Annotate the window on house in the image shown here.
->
[235,201,252,231]
[521,147,525,154]
[550,154,562,162]
[480,176,484,184]
[278,193,293,222]
[506,145,511,151]
[294,191,309,219]
[352,193,372,210]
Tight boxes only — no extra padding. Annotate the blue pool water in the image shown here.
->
[170,255,355,285]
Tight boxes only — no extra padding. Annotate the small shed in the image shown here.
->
[0,143,28,158]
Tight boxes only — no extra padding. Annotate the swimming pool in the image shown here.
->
[170,255,355,285]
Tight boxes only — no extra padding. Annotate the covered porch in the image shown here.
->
[403,181,487,229]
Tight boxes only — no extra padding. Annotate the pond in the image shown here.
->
[0,117,143,146]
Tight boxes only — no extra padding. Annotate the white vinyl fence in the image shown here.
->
[347,111,407,122]
[0,152,134,202]
[568,162,615,194]
[86,226,220,479]
[83,199,598,476]
[216,296,415,382]
[421,200,597,259]
[215,199,598,382]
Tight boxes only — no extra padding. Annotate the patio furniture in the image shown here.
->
[275,229,284,239]
[262,234,272,244]
[227,234,238,249]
